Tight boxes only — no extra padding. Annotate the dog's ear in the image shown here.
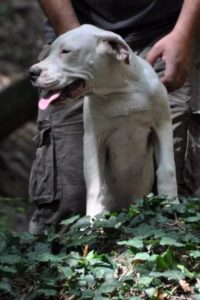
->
[96,34,130,65]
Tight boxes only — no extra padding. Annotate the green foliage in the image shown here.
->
[0,196,200,299]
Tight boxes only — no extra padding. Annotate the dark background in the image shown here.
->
[0,0,45,231]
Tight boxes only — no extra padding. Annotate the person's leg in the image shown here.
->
[29,97,86,233]
[182,39,200,196]
[167,81,191,196]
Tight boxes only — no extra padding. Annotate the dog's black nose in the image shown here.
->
[29,67,41,81]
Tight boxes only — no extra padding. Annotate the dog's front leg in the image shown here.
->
[83,98,112,217]
[84,129,108,217]
[154,120,178,198]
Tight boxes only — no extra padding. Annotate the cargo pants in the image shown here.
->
[29,39,200,233]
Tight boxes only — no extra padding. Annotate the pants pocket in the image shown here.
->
[29,120,61,205]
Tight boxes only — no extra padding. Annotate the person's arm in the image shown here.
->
[146,0,200,92]
[38,0,80,35]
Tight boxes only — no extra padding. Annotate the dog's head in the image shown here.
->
[29,25,131,110]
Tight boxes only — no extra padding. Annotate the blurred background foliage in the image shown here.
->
[0,0,45,231]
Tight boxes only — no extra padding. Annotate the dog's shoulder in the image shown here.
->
[134,55,167,100]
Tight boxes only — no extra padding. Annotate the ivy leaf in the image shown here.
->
[133,224,156,238]
[59,266,73,279]
[84,275,95,287]
[98,282,118,295]
[17,231,36,243]
[0,281,14,296]
[139,276,153,287]
[145,287,155,298]
[66,252,80,267]
[133,252,157,262]
[60,214,80,226]
[118,238,143,249]
[94,296,109,300]
[0,254,22,264]
[70,216,91,230]
[150,270,184,280]
[37,253,66,263]
[34,242,51,255]
[36,288,58,297]
[156,248,176,271]
[189,250,200,258]
[127,206,140,217]
[67,235,98,248]
[177,264,195,279]
[185,213,200,223]
[0,265,17,274]
[81,289,94,298]
[0,240,7,254]
[160,237,184,247]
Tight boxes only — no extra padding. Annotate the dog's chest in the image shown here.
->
[86,92,152,118]
[84,95,153,135]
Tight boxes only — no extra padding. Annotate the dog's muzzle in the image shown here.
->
[29,67,41,82]
[38,79,86,110]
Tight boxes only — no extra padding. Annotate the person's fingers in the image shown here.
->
[147,47,180,92]
[146,45,162,66]
[145,32,192,92]
[161,57,188,92]
[160,58,177,92]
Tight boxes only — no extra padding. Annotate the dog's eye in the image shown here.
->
[61,49,71,54]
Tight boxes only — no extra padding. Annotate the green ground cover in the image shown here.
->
[0,195,200,299]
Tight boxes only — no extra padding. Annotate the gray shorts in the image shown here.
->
[29,40,200,233]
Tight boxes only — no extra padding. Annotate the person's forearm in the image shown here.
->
[38,0,80,35]
[173,0,200,42]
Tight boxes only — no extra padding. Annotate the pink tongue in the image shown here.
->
[38,91,62,110]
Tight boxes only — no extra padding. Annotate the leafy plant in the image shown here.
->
[0,195,200,299]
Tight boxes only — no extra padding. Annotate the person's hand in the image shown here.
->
[146,31,194,92]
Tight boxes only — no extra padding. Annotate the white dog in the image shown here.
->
[30,25,177,217]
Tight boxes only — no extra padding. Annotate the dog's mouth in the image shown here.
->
[39,79,86,110]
